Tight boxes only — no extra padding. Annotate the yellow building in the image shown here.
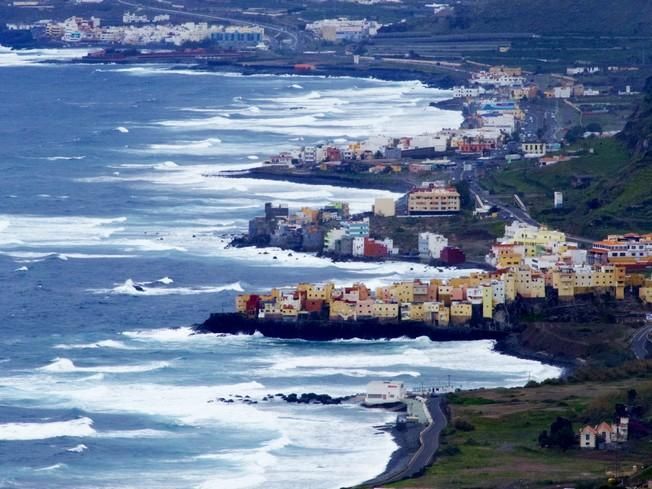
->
[489,244,523,268]
[515,267,546,299]
[408,183,460,215]
[373,198,396,217]
[437,306,450,326]
[391,282,415,303]
[236,294,249,313]
[329,300,356,320]
[372,302,399,320]
[482,286,493,319]
[298,283,335,301]
[450,302,473,324]
[502,272,517,301]
[401,303,426,321]
[552,270,575,299]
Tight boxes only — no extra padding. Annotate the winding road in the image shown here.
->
[631,322,652,359]
[364,396,447,487]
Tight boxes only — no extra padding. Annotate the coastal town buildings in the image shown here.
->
[407,182,461,215]
[305,18,381,42]
[236,218,651,328]
[589,233,652,267]
[44,16,265,47]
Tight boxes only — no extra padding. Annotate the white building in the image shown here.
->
[365,381,406,405]
[553,86,572,99]
[305,18,381,42]
[472,72,525,87]
[352,237,365,257]
[418,232,448,260]
[554,191,563,208]
[452,86,484,98]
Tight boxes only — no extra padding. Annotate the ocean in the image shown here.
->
[0,49,561,489]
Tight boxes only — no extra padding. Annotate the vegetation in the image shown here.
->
[390,375,652,489]
[482,135,652,237]
[370,213,504,261]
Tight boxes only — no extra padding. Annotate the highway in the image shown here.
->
[116,0,300,50]
[631,322,652,359]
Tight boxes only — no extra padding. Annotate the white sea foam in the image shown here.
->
[14,265,28,272]
[54,339,133,350]
[0,215,127,247]
[44,156,86,161]
[122,327,196,341]
[0,417,95,441]
[265,340,561,382]
[0,45,90,67]
[35,463,67,472]
[39,357,170,374]
[90,278,244,296]
[66,443,88,453]
[116,126,129,133]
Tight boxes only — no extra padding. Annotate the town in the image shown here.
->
[235,222,652,325]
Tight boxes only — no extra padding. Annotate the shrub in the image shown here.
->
[454,419,475,432]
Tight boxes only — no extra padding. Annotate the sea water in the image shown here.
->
[0,50,561,489]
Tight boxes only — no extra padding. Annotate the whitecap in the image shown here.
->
[0,417,95,441]
[115,126,129,133]
[35,463,67,472]
[44,156,85,161]
[66,443,88,453]
[39,357,170,374]
[14,266,28,272]
[54,339,133,350]
[90,279,243,296]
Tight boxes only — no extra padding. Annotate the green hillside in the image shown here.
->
[460,0,652,36]
[482,80,652,238]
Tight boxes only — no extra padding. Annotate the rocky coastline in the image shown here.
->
[195,312,508,342]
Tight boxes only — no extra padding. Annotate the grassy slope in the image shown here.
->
[370,213,505,261]
[482,133,652,238]
[391,374,652,489]
[462,0,652,36]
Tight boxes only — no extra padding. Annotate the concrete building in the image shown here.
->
[408,182,460,215]
[374,198,396,217]
[365,381,406,405]
[418,232,448,260]
[305,18,381,42]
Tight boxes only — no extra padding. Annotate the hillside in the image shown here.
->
[458,0,652,36]
[482,81,652,238]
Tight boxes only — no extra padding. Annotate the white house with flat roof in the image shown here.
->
[365,381,406,405]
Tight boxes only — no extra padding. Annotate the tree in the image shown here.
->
[585,122,603,133]
[455,180,473,210]
[627,388,638,405]
[547,416,576,451]
[565,125,585,144]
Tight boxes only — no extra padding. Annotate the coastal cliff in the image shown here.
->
[196,312,507,342]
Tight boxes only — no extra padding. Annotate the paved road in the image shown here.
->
[631,323,652,359]
[364,396,447,487]
[117,0,300,50]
